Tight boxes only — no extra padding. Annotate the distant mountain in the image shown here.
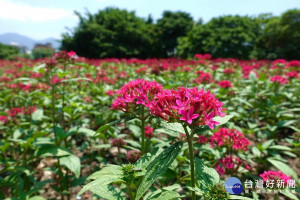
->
[0,33,60,50]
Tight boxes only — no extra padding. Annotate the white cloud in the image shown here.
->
[0,0,73,22]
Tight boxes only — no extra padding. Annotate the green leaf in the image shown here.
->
[135,147,160,170]
[267,158,298,180]
[280,189,299,200]
[229,195,253,200]
[77,127,95,137]
[78,176,123,196]
[262,139,274,149]
[195,158,220,192]
[85,184,126,200]
[269,145,292,151]
[59,154,81,178]
[151,117,189,134]
[135,142,183,200]
[252,146,261,157]
[35,145,71,157]
[93,120,121,137]
[31,109,44,121]
[28,196,47,200]
[249,71,258,82]
[156,191,181,200]
[88,165,123,180]
[213,115,234,126]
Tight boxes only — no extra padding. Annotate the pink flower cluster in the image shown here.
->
[286,71,299,79]
[54,51,77,61]
[0,115,8,123]
[111,79,163,112]
[270,75,289,85]
[218,80,233,88]
[210,128,251,151]
[223,68,235,74]
[194,53,212,60]
[145,126,154,138]
[111,138,127,147]
[195,135,208,144]
[193,72,213,84]
[6,107,36,117]
[215,156,251,175]
[150,87,225,128]
[260,171,292,183]
[126,150,141,163]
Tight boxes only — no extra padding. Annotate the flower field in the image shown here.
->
[0,52,299,200]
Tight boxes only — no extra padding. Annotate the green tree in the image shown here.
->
[177,15,261,59]
[157,11,194,57]
[256,9,300,60]
[0,43,20,59]
[32,47,54,59]
[61,8,155,58]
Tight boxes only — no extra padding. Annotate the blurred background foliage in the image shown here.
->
[1,8,299,60]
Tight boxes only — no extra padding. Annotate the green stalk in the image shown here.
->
[50,69,57,144]
[127,183,134,200]
[62,61,66,132]
[184,125,196,200]
[140,106,145,156]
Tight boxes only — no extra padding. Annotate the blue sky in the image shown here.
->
[0,0,299,40]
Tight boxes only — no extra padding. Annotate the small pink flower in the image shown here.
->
[145,126,154,138]
[218,80,233,88]
[180,107,199,124]
[126,150,141,163]
[210,128,251,151]
[260,171,292,184]
[111,79,163,112]
[270,75,289,84]
[150,87,225,129]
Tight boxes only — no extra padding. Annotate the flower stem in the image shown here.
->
[140,106,145,156]
[184,125,196,200]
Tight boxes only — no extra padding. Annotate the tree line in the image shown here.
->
[61,8,300,60]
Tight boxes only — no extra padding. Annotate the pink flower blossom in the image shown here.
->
[145,126,154,138]
[210,128,251,151]
[111,79,163,112]
[218,80,233,88]
[150,87,225,129]
[111,138,127,147]
[286,71,298,79]
[195,135,208,144]
[270,75,289,85]
[260,171,292,184]
[0,115,8,123]
[126,150,141,163]
[215,156,250,175]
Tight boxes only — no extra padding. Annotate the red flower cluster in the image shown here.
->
[111,79,163,112]
[286,71,299,79]
[195,135,208,144]
[210,128,251,151]
[145,126,154,138]
[193,72,213,84]
[270,75,289,85]
[7,107,36,117]
[194,53,212,60]
[223,68,235,74]
[0,115,8,123]
[126,150,141,163]
[215,156,251,175]
[260,171,292,183]
[54,51,77,62]
[150,87,225,128]
[218,80,233,88]
[111,138,127,147]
